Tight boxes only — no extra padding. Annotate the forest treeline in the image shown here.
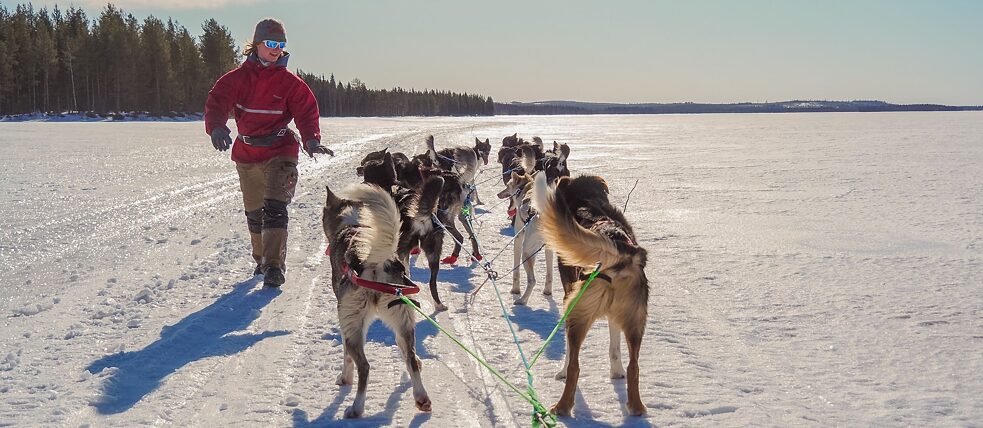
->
[0,3,494,117]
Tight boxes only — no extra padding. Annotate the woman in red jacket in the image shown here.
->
[205,18,333,288]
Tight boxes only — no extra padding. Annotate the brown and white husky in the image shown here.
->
[322,183,431,418]
[533,172,649,417]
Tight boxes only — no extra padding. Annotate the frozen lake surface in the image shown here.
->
[0,112,981,426]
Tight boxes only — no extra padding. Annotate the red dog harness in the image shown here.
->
[341,264,421,308]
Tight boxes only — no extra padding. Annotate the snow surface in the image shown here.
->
[0,112,981,427]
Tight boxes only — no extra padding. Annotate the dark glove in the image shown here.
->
[211,128,232,151]
[303,139,334,158]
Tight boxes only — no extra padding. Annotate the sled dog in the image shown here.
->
[322,183,431,418]
[497,171,554,305]
[533,173,649,417]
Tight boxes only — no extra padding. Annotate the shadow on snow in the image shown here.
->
[85,278,287,414]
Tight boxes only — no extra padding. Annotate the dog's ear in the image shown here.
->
[559,143,570,161]
[510,171,521,183]
[325,185,342,209]
[598,177,609,194]
[555,176,572,194]
[475,137,481,144]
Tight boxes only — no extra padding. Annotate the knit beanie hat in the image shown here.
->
[253,18,286,43]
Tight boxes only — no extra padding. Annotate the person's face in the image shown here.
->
[256,40,284,63]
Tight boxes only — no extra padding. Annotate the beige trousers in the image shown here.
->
[235,156,298,271]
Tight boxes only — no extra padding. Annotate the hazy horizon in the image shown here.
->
[21,0,983,105]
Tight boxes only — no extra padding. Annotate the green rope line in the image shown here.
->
[529,263,602,369]
[398,294,556,427]
[461,212,556,427]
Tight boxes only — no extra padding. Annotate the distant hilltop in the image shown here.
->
[494,100,983,115]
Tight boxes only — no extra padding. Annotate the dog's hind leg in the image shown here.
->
[457,211,482,261]
[511,230,524,295]
[381,306,432,412]
[335,339,354,386]
[623,325,646,416]
[440,215,465,263]
[338,301,372,418]
[343,335,371,418]
[543,247,554,296]
[551,317,591,417]
[422,234,448,312]
[608,321,626,379]
[516,238,538,305]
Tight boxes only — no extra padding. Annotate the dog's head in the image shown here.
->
[473,138,491,165]
[497,171,532,201]
[361,152,398,189]
[355,147,389,177]
[502,133,522,148]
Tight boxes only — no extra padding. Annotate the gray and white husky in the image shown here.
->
[322,183,431,418]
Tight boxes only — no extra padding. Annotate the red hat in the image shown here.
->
[253,18,286,43]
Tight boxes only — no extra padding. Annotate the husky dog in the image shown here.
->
[422,135,486,262]
[425,135,491,182]
[533,173,649,417]
[399,166,466,311]
[322,184,432,418]
[497,171,554,305]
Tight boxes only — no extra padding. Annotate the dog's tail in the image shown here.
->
[533,173,623,269]
[414,176,444,218]
[408,175,444,234]
[425,134,438,165]
[518,145,538,173]
[343,184,402,266]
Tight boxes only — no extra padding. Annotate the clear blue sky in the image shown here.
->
[29,0,983,104]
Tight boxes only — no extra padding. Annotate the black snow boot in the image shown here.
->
[263,267,285,288]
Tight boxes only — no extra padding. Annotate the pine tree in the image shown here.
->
[199,18,238,85]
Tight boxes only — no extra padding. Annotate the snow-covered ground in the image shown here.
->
[1,112,981,427]
[0,112,202,123]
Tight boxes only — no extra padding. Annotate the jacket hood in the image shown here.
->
[247,52,290,69]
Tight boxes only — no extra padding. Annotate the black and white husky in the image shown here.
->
[422,135,490,262]
[322,183,432,418]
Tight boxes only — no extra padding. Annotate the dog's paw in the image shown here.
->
[542,289,552,296]
[514,298,527,306]
[335,372,353,386]
[344,405,363,419]
[434,302,448,312]
[415,395,432,412]
[550,402,572,417]
[554,370,567,380]
[440,255,458,265]
[627,401,647,416]
[510,287,521,295]
[610,367,626,379]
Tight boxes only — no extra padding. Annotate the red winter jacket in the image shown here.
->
[204,53,321,163]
